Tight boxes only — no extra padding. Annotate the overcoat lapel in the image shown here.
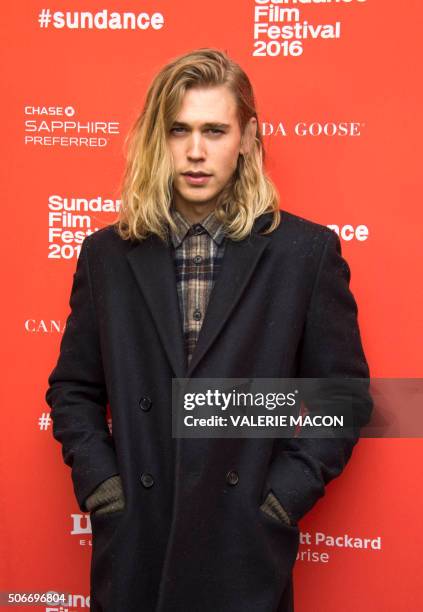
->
[185,228,270,377]
[126,234,187,379]
[126,214,272,379]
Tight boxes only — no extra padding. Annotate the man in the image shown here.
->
[46,48,372,611]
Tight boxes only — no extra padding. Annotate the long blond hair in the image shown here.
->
[115,48,281,243]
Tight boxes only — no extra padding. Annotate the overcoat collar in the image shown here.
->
[126,212,273,379]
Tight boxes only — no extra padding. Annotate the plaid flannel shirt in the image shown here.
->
[168,206,227,367]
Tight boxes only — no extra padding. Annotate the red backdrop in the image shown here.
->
[1,1,422,610]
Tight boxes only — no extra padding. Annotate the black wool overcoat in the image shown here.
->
[45,209,372,612]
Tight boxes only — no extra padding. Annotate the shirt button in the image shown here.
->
[140,473,154,488]
[193,309,202,321]
[193,224,203,235]
[226,470,239,486]
[139,396,152,411]
[193,255,203,265]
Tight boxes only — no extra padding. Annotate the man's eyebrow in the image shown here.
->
[171,121,231,129]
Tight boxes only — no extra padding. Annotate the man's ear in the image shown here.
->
[240,116,258,156]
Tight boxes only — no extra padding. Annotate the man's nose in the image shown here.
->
[186,134,206,159]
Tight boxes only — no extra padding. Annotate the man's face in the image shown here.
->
[167,85,255,219]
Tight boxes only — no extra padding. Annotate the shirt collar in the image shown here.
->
[168,206,226,248]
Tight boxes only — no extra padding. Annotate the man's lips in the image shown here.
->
[182,172,212,177]
[182,172,212,185]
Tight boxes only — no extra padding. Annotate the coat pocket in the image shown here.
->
[89,509,125,608]
[90,507,125,540]
[259,491,299,531]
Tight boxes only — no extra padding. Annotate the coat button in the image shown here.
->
[193,309,202,321]
[140,472,154,488]
[139,396,152,411]
[226,470,239,486]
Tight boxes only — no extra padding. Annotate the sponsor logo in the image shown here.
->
[24,105,120,148]
[261,121,364,137]
[25,319,65,333]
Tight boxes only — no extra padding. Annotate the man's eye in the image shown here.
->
[170,127,224,135]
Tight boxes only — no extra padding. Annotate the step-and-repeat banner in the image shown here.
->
[2,1,422,610]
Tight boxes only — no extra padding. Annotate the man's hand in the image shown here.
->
[85,474,125,516]
[260,490,292,526]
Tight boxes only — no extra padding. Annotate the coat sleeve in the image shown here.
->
[45,236,119,512]
[265,229,373,525]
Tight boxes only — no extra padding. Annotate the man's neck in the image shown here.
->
[172,200,217,225]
